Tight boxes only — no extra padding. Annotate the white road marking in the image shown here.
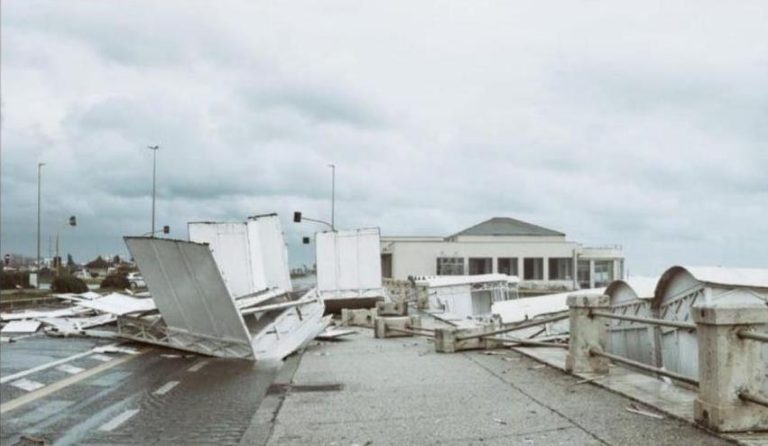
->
[91,354,113,362]
[187,360,210,372]
[56,364,85,375]
[0,344,119,384]
[152,380,180,396]
[98,408,140,432]
[9,378,45,392]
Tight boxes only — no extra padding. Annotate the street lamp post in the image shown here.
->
[328,163,335,230]
[148,145,159,237]
[36,162,45,287]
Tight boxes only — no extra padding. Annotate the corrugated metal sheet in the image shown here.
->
[125,237,254,357]
[316,228,382,295]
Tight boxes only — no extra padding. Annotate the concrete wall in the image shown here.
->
[384,240,579,280]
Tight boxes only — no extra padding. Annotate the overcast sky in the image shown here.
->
[1,1,766,275]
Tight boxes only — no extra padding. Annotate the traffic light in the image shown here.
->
[302,237,311,245]
[69,216,77,226]
[293,212,302,223]
[163,225,170,234]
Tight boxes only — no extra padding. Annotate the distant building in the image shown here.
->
[380,217,624,290]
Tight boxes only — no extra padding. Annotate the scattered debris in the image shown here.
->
[75,293,156,316]
[625,403,664,419]
[94,345,140,355]
[1,320,42,334]
[493,418,508,425]
[315,327,357,341]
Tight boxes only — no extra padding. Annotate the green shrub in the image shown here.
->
[0,271,30,290]
[100,273,130,290]
[51,274,88,293]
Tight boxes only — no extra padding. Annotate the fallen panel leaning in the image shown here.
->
[124,237,329,361]
[124,237,256,359]
[316,228,387,312]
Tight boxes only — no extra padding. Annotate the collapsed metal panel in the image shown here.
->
[188,222,259,298]
[316,228,383,295]
[247,215,293,292]
[125,237,254,359]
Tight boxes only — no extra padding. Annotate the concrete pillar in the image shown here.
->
[517,257,524,280]
[565,294,610,374]
[692,296,768,432]
[434,323,503,353]
[374,315,421,339]
[376,301,407,317]
[588,260,595,289]
[542,258,550,281]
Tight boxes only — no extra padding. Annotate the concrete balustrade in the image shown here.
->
[565,291,768,432]
[376,301,408,317]
[340,308,376,328]
[565,294,610,374]
[374,315,422,338]
[434,323,504,353]
[692,294,768,432]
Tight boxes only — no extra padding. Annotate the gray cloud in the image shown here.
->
[2,1,767,273]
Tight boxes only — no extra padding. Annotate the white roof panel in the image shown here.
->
[492,288,605,324]
[682,266,768,289]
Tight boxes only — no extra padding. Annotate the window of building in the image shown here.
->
[594,260,614,288]
[468,257,492,275]
[437,257,465,276]
[523,258,543,280]
[497,257,518,277]
[578,260,591,289]
[548,258,573,280]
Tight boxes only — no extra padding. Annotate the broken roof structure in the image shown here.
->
[414,274,519,320]
[123,219,330,360]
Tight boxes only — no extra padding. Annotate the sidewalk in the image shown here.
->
[252,331,729,445]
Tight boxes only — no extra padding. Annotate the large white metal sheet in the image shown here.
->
[316,228,382,294]
[188,215,292,297]
[124,237,254,353]
[247,215,292,292]
[188,222,262,298]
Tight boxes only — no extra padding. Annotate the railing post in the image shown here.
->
[692,295,768,432]
[565,294,610,374]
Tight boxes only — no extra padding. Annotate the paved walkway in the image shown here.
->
[250,331,729,445]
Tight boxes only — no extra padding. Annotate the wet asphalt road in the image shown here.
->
[1,335,280,445]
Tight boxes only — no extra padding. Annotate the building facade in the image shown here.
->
[380,217,624,290]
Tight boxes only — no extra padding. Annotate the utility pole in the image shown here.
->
[148,145,159,237]
[328,163,335,230]
[36,162,45,287]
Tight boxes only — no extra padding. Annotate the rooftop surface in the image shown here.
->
[0,321,736,445]
[451,217,566,238]
[248,330,728,446]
